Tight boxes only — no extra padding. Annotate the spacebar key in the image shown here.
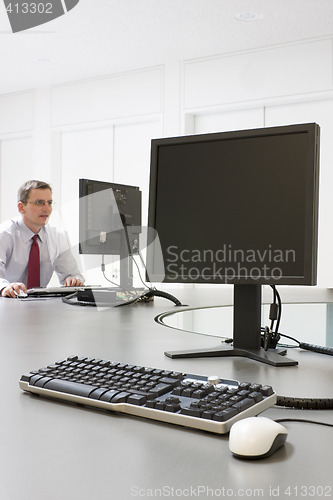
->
[43,379,98,397]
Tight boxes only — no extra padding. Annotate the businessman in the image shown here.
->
[0,180,84,298]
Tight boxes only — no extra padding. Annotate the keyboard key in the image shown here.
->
[43,379,98,397]
[213,408,238,421]
[232,398,255,411]
[127,394,147,406]
[180,407,201,417]
[148,383,174,397]
[155,401,165,410]
[110,392,130,403]
[89,388,110,400]
[99,390,122,402]
[182,388,194,397]
[34,377,53,387]
[20,372,35,382]
[30,374,46,385]
[165,403,181,412]
[159,377,179,386]
[192,389,208,398]
[248,392,264,403]
[261,385,274,396]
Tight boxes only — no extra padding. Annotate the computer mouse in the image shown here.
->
[229,416,288,459]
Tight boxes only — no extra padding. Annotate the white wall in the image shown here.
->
[1,38,333,287]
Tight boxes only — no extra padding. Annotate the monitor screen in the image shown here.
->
[79,178,142,256]
[147,123,320,286]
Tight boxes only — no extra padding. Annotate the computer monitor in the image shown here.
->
[147,123,320,366]
[79,178,142,289]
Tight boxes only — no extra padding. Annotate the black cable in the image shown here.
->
[262,286,282,350]
[275,418,333,428]
[275,331,333,357]
[269,285,277,332]
[262,287,333,357]
[62,292,92,306]
[132,253,151,289]
[129,247,184,307]
[274,286,282,334]
[141,288,183,306]
[276,395,333,409]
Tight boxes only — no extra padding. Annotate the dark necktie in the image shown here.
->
[27,235,40,289]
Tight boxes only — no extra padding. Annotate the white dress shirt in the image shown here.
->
[0,217,84,290]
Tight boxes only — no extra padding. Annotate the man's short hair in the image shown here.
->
[18,180,52,204]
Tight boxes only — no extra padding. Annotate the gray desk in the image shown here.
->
[1,287,333,500]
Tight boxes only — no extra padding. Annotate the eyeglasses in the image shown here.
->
[26,200,54,207]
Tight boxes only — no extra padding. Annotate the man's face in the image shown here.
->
[18,188,53,233]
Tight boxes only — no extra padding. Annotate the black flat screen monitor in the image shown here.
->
[79,178,141,257]
[147,123,320,366]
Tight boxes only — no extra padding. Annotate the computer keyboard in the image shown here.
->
[26,286,98,297]
[19,356,277,434]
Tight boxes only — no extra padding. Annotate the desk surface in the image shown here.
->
[1,286,333,500]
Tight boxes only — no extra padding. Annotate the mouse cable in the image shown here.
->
[274,417,333,428]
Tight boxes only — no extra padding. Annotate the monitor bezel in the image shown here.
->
[79,178,142,256]
[147,123,320,286]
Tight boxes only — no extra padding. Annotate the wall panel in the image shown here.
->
[0,92,34,135]
[193,107,264,134]
[184,40,333,110]
[0,137,34,222]
[51,67,163,127]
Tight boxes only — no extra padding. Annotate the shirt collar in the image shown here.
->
[17,217,46,243]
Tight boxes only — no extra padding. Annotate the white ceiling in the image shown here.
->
[0,0,333,95]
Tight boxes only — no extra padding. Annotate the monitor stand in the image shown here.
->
[105,231,145,296]
[76,232,145,306]
[164,284,298,367]
[119,231,134,290]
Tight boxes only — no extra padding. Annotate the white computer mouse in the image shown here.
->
[229,416,288,459]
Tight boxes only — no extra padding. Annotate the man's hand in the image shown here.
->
[1,283,27,298]
[64,277,84,287]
